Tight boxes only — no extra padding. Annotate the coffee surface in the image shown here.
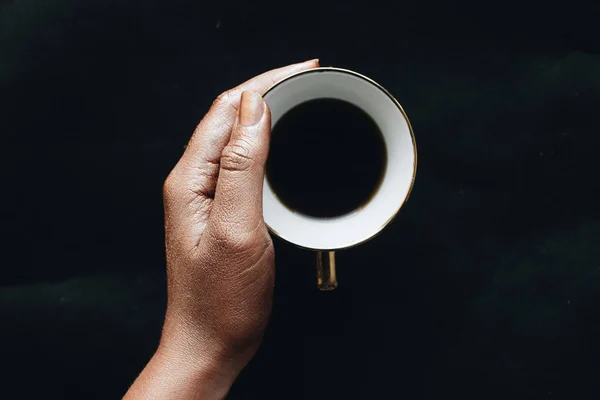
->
[266,98,387,218]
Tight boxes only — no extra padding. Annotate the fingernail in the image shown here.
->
[239,90,264,126]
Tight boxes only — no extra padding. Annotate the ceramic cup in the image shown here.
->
[262,67,417,290]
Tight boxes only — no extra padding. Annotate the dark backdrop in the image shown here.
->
[1,0,599,398]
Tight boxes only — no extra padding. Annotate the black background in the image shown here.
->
[1,0,600,398]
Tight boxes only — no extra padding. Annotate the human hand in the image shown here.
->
[124,59,319,400]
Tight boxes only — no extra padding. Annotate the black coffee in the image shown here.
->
[266,98,387,218]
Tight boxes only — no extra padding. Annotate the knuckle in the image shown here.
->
[212,89,235,108]
[162,170,180,197]
[220,142,255,172]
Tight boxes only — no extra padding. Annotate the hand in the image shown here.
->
[124,59,319,400]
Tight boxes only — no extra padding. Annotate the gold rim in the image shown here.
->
[263,67,418,251]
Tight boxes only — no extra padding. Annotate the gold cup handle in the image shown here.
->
[316,251,338,291]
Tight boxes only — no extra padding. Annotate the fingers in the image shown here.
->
[224,58,320,102]
[164,59,318,252]
[207,91,271,244]
[179,59,319,180]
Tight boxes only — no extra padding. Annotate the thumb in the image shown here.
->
[209,90,271,237]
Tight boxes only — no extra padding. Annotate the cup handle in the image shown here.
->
[316,251,338,291]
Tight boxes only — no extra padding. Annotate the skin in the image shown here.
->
[123,59,320,400]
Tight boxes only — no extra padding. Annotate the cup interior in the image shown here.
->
[263,68,416,251]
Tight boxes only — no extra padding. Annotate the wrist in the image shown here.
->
[160,308,261,373]
[150,338,238,400]
[156,314,256,390]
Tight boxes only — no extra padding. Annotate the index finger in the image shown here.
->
[227,59,321,103]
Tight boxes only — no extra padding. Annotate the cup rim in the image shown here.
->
[262,66,417,251]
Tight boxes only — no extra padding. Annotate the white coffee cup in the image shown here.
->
[262,67,417,290]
